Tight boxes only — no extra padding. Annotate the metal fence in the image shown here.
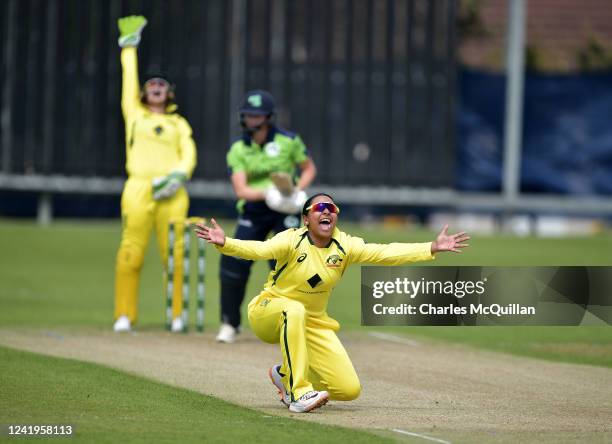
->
[0,0,457,186]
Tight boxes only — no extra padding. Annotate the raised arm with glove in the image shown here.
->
[118,15,147,48]
[113,14,198,335]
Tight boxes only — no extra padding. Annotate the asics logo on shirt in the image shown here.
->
[297,253,307,263]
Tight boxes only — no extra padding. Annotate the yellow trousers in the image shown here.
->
[248,294,361,401]
[114,177,189,323]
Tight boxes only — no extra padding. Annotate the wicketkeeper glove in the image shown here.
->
[265,187,307,214]
[117,15,147,48]
[152,171,187,201]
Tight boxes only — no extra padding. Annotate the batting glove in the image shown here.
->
[291,189,307,210]
[118,15,147,48]
[152,171,187,201]
[265,188,306,214]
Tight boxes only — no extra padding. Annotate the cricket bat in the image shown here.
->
[270,172,294,196]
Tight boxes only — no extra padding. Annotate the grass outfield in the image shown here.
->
[0,218,611,368]
[0,346,391,443]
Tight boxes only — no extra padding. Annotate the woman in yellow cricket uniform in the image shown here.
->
[113,16,197,332]
[195,193,470,413]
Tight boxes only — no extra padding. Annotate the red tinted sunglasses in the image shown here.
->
[305,202,340,214]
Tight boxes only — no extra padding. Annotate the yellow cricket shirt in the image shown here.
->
[121,47,196,180]
[217,226,435,329]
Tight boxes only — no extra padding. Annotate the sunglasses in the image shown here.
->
[305,202,340,214]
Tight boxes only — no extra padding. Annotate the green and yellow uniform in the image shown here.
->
[220,125,312,331]
[217,226,434,401]
[114,47,197,323]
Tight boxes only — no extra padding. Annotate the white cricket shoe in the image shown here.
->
[171,317,184,332]
[268,364,291,407]
[289,390,329,413]
[215,323,236,343]
[113,315,131,332]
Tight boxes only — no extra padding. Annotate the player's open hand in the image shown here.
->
[430,224,470,254]
[194,218,226,246]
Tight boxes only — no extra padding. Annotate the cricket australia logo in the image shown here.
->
[325,254,342,268]
[264,142,281,157]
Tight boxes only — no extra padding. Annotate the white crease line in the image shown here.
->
[392,428,451,444]
[368,331,420,346]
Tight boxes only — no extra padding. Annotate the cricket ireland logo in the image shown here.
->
[264,142,281,157]
[248,94,262,108]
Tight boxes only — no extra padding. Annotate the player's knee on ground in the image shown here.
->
[329,377,361,401]
[116,244,145,272]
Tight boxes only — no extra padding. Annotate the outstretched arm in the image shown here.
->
[118,16,147,119]
[195,218,226,246]
[430,224,470,254]
[194,218,289,261]
[348,225,470,265]
[120,48,140,119]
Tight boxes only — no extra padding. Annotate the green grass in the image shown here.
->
[1,218,611,443]
[0,346,391,443]
[394,326,612,367]
[1,218,611,368]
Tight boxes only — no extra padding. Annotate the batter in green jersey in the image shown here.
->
[217,89,317,343]
[227,125,310,212]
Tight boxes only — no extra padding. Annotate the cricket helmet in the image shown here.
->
[239,89,275,116]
